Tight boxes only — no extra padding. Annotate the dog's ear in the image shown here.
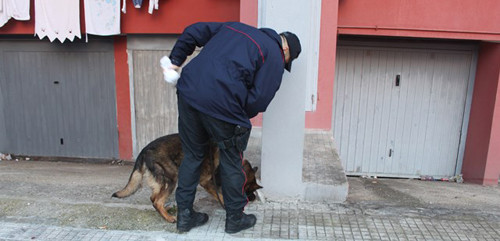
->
[252,166,258,172]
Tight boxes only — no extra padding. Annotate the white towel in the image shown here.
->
[160,56,180,85]
[8,0,30,21]
[0,0,10,28]
[84,0,120,37]
[0,0,30,28]
[35,0,81,43]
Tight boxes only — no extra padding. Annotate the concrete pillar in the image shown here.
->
[258,0,322,199]
[462,42,500,186]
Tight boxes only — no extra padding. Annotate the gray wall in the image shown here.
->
[0,63,6,152]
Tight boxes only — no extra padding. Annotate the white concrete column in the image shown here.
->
[259,0,321,200]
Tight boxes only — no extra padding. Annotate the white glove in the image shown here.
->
[160,56,180,85]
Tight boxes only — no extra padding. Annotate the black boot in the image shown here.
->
[176,208,209,232]
[225,212,257,234]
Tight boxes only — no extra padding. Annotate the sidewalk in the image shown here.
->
[2,201,498,241]
[1,159,499,241]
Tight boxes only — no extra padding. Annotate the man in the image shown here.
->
[168,22,301,234]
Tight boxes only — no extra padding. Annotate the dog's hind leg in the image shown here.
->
[146,173,177,223]
[150,181,177,223]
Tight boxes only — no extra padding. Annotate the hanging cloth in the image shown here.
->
[8,0,30,20]
[84,0,120,38]
[134,0,143,8]
[148,0,158,14]
[0,0,30,28]
[0,0,10,28]
[35,0,81,43]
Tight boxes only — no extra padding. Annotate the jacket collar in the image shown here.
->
[260,28,285,64]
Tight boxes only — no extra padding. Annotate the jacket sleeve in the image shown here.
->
[169,22,224,67]
[244,57,284,118]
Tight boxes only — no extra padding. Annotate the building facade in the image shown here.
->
[0,0,499,187]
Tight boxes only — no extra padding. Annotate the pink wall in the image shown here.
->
[462,42,500,185]
[240,0,258,27]
[338,0,500,41]
[305,0,339,129]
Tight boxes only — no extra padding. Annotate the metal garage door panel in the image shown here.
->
[132,50,178,152]
[333,46,473,177]
[129,37,199,155]
[0,41,118,158]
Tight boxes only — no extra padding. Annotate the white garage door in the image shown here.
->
[333,43,476,178]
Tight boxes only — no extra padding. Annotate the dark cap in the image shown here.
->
[281,31,301,72]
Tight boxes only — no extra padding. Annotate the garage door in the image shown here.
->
[0,40,118,158]
[333,43,476,178]
[127,37,199,157]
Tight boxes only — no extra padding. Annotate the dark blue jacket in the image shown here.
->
[169,22,285,128]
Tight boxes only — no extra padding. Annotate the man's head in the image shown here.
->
[280,32,301,72]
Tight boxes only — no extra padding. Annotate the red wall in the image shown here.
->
[462,42,500,185]
[338,0,500,41]
[114,36,133,160]
[121,0,239,33]
[0,0,240,35]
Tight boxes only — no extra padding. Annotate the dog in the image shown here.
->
[112,133,262,223]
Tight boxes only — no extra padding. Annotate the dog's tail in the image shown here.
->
[112,154,146,198]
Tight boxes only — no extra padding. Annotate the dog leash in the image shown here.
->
[209,144,226,210]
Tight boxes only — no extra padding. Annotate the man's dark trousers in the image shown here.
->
[175,95,250,214]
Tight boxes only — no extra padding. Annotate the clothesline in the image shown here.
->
[0,0,160,43]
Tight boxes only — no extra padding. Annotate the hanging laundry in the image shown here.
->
[8,0,30,21]
[0,0,9,28]
[134,0,143,8]
[148,0,158,14]
[0,0,30,28]
[84,0,120,37]
[35,0,81,43]
[122,0,157,14]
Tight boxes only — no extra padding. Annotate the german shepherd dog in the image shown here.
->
[112,133,262,223]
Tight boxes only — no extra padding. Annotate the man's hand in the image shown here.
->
[171,65,180,71]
